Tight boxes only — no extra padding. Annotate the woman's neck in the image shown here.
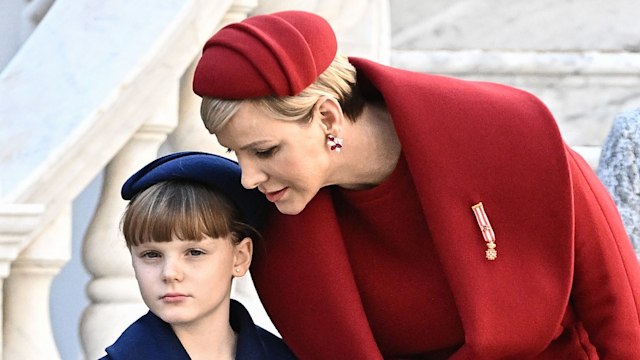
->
[334,102,401,190]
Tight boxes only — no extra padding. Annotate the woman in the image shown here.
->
[101,152,295,360]
[192,11,640,359]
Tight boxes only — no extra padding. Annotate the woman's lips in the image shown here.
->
[265,188,287,203]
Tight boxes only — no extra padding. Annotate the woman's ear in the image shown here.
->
[314,96,344,134]
[233,237,253,277]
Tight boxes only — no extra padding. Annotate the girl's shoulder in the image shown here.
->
[101,311,190,360]
[232,300,297,359]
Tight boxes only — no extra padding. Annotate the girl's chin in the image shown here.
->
[150,306,194,325]
[157,314,193,326]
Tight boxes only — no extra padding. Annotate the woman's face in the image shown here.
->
[215,102,332,215]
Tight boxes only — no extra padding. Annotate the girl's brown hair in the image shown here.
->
[121,180,260,247]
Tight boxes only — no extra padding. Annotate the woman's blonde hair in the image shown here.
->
[121,180,260,247]
[200,53,365,133]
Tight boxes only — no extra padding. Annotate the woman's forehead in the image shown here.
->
[217,107,289,144]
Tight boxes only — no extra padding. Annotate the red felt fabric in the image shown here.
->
[250,58,640,359]
[335,154,464,356]
[193,11,337,99]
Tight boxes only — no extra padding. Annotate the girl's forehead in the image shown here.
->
[133,235,229,248]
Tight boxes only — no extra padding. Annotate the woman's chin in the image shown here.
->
[275,202,305,216]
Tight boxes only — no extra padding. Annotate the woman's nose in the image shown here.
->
[238,159,267,190]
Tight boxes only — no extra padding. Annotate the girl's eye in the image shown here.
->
[188,249,205,256]
[255,147,276,158]
[141,251,161,259]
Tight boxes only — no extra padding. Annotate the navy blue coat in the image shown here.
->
[100,300,296,359]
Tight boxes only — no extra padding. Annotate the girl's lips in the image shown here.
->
[161,293,188,303]
[265,188,287,203]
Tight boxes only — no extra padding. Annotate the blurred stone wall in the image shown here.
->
[389,0,640,166]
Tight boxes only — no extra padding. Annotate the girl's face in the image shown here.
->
[131,236,246,330]
[215,102,333,215]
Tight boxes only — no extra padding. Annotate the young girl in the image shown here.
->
[100,151,296,360]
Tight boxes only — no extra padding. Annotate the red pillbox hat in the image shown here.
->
[193,11,337,99]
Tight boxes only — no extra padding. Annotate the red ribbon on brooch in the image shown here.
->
[471,202,497,260]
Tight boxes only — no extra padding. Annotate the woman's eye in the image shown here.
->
[255,147,276,158]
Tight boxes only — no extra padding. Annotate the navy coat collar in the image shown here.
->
[101,299,295,359]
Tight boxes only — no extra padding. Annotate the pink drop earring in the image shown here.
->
[327,135,343,152]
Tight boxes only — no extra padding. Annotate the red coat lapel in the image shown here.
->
[352,58,574,357]
[254,191,384,359]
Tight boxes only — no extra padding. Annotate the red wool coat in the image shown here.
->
[251,58,640,359]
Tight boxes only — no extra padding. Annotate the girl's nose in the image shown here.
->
[162,259,183,282]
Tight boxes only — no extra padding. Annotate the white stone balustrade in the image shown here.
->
[0,204,45,360]
[5,206,70,360]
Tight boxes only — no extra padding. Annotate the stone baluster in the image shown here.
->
[164,0,257,155]
[3,206,68,360]
[80,98,179,360]
[0,204,45,360]
[163,60,226,155]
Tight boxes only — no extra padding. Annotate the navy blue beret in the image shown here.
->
[121,151,268,229]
